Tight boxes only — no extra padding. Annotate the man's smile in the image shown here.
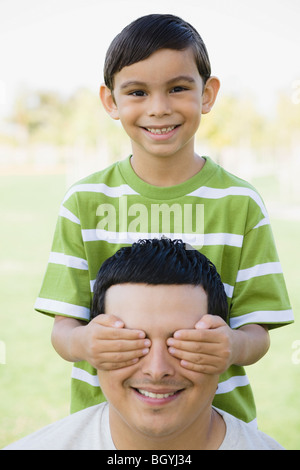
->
[126,376,191,405]
[136,389,179,398]
[132,386,185,406]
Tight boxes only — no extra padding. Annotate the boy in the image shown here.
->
[35,14,293,424]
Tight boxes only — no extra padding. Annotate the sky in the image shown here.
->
[0,0,299,117]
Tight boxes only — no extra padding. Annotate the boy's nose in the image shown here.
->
[147,93,172,118]
[141,340,176,381]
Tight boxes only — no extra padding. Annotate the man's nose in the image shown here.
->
[141,340,176,381]
[147,93,172,118]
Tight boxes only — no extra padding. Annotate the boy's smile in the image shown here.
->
[101,48,220,184]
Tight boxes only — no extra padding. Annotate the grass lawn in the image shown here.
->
[246,217,300,450]
[0,171,299,449]
[0,172,71,448]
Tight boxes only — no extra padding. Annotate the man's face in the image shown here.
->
[97,283,219,449]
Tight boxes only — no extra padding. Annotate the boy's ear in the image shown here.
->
[201,76,220,114]
[99,84,119,120]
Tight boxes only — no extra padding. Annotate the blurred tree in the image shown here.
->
[11,88,65,144]
[63,88,106,146]
[197,92,267,150]
[8,87,128,151]
[273,92,300,148]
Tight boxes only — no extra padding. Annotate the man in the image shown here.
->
[4,239,283,450]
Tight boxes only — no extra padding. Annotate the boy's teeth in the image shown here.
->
[146,126,175,134]
[137,389,176,398]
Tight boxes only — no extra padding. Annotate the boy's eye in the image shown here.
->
[129,90,147,97]
[171,86,188,93]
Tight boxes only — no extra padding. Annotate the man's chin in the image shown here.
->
[132,412,184,442]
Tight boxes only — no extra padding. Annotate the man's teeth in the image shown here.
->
[137,389,177,398]
[146,126,176,134]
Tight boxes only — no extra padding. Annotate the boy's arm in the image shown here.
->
[167,314,270,374]
[229,322,270,367]
[51,315,150,370]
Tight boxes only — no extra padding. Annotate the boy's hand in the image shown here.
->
[75,314,150,371]
[166,314,235,374]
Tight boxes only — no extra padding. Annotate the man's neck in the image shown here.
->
[109,407,226,450]
[130,152,205,187]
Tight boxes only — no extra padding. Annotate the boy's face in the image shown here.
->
[101,48,219,164]
[97,283,219,449]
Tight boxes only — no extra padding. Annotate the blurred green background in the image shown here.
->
[0,1,299,449]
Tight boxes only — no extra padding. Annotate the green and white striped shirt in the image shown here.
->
[35,156,293,424]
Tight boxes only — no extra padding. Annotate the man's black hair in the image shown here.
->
[91,238,228,322]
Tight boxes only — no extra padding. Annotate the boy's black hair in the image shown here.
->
[104,14,211,91]
[91,238,228,322]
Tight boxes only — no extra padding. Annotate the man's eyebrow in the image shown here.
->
[119,75,196,90]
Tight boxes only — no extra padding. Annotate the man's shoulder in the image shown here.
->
[3,403,109,450]
[216,408,284,450]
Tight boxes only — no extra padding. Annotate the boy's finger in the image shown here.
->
[95,325,147,340]
[179,359,220,375]
[92,315,146,338]
[167,345,221,374]
[167,338,220,355]
[96,337,151,352]
[195,314,226,330]
[91,313,125,328]
[96,347,150,369]
[171,328,215,342]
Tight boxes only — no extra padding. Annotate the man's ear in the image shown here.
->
[201,76,220,114]
[99,84,120,120]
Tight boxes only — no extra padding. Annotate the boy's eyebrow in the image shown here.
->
[120,80,147,90]
[119,75,196,90]
[167,75,196,85]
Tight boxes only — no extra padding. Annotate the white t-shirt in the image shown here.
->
[3,403,284,450]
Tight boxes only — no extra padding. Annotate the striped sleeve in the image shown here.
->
[35,195,91,321]
[229,208,293,329]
